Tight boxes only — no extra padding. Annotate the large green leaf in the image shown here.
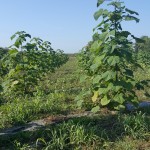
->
[93,55,105,66]
[101,71,116,81]
[90,41,102,52]
[11,80,19,87]
[80,75,88,83]
[10,34,16,40]
[91,106,100,113]
[8,69,16,77]
[25,34,31,38]
[98,88,109,95]
[101,96,110,106]
[90,63,99,72]
[9,49,18,54]
[125,15,140,23]
[107,82,122,92]
[97,0,105,7]
[107,56,120,66]
[93,75,102,84]
[108,1,122,8]
[94,9,109,20]
[114,105,125,110]
[98,32,108,41]
[92,91,99,102]
[109,30,115,36]
[125,8,139,15]
[114,93,125,104]
[94,9,104,21]
[9,49,18,57]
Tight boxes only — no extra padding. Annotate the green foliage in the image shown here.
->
[78,0,147,111]
[1,31,68,99]
[0,47,9,103]
[36,121,100,150]
[134,36,150,67]
[0,55,81,129]
[120,112,150,139]
[0,48,9,81]
[0,93,68,129]
[0,50,149,150]
[0,47,8,59]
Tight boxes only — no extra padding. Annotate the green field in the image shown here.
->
[0,0,150,149]
[0,55,150,150]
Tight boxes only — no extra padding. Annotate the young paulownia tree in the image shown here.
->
[1,31,68,99]
[78,0,149,111]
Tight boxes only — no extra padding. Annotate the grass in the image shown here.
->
[0,112,150,149]
[0,55,150,149]
[0,56,80,129]
[0,92,76,129]
[134,67,150,101]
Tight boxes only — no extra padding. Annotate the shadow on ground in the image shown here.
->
[0,109,150,149]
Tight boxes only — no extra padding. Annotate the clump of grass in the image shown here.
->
[35,120,102,150]
[0,92,74,129]
[108,136,150,150]
[119,111,150,139]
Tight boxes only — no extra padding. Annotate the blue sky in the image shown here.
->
[0,0,150,53]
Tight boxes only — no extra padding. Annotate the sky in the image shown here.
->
[0,0,150,53]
